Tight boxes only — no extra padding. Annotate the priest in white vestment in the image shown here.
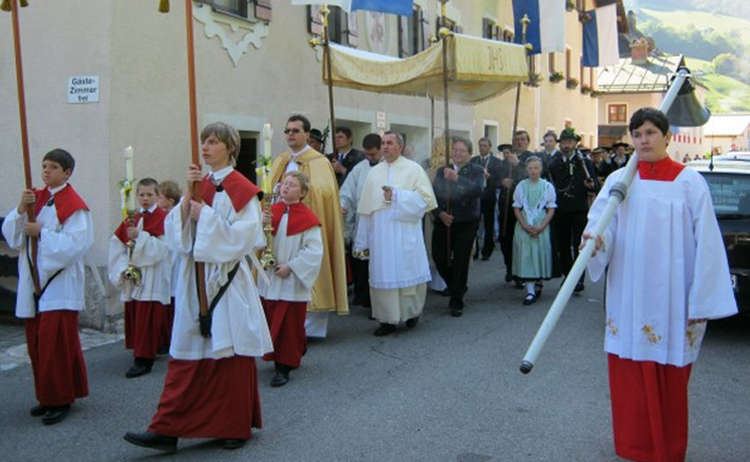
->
[354,131,437,336]
[583,108,737,462]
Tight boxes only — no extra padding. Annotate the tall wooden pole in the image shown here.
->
[179,0,208,318]
[322,4,337,158]
[440,1,450,167]
[6,0,41,295]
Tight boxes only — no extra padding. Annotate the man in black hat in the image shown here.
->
[471,137,503,260]
[309,128,325,153]
[547,128,598,292]
[609,141,630,171]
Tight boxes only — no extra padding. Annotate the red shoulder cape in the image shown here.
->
[34,184,89,224]
[271,201,321,237]
[638,156,685,181]
[113,206,167,245]
[201,170,261,212]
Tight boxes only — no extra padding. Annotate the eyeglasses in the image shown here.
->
[284,128,303,135]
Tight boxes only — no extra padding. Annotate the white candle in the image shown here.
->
[123,146,136,211]
[263,123,272,158]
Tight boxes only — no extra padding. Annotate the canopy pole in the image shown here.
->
[322,4,337,158]
[5,0,41,296]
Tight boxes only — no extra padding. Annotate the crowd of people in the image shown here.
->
[2,109,738,461]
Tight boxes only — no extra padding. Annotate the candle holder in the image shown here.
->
[123,209,143,285]
[260,193,277,270]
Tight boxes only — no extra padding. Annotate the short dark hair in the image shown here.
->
[43,149,75,172]
[335,126,353,139]
[137,178,159,190]
[452,136,473,155]
[543,130,557,141]
[158,180,182,202]
[287,114,311,132]
[362,133,381,150]
[629,107,669,135]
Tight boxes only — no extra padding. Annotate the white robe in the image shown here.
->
[165,190,272,360]
[2,190,93,318]
[107,214,171,305]
[587,167,738,367]
[257,215,323,302]
[339,159,374,244]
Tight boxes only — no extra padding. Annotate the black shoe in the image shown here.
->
[574,281,585,293]
[405,316,419,329]
[451,308,463,317]
[125,363,152,378]
[505,272,513,283]
[374,323,396,336]
[523,294,537,305]
[30,404,47,417]
[123,431,178,453]
[514,280,524,289]
[42,405,70,425]
[157,345,169,355]
[534,281,544,296]
[222,439,247,450]
[270,370,289,387]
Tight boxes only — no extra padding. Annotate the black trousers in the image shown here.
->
[347,243,370,306]
[432,220,478,308]
[479,194,497,258]
[551,210,587,280]
[497,199,516,277]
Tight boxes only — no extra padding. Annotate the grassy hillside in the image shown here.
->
[640,8,750,43]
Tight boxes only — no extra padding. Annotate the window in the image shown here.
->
[436,16,458,35]
[565,47,571,80]
[308,5,350,45]
[590,68,595,90]
[502,27,514,42]
[608,104,627,123]
[482,18,496,40]
[195,1,271,21]
[548,53,555,73]
[399,6,426,57]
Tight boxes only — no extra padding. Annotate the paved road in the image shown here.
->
[1,253,748,461]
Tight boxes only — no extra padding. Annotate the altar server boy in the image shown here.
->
[258,171,323,387]
[157,180,182,352]
[2,148,93,425]
[109,177,170,378]
[124,122,272,453]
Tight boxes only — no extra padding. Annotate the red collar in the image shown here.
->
[271,201,321,236]
[638,156,685,182]
[201,170,261,212]
[113,207,167,245]
[34,184,89,224]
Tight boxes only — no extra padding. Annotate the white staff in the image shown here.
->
[520,68,705,374]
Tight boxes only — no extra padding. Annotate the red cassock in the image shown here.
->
[114,208,169,360]
[148,356,262,439]
[261,299,307,368]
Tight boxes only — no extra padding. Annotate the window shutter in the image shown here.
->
[347,11,359,47]
[254,0,271,21]
[421,13,430,49]
[399,16,409,56]
[308,6,324,35]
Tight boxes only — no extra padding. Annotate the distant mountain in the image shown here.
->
[622,1,750,113]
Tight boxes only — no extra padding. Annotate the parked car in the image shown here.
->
[688,154,750,314]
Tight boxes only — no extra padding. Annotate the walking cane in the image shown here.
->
[520,68,709,374]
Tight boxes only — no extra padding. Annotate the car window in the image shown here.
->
[700,172,750,216]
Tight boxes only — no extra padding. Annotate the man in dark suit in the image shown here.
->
[471,137,503,260]
[547,128,598,292]
[330,126,365,185]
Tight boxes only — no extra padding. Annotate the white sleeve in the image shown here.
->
[392,189,427,223]
[339,169,357,212]
[165,199,194,255]
[107,235,129,288]
[194,197,262,263]
[512,182,524,208]
[1,207,25,250]
[287,226,324,290]
[131,231,169,267]
[38,209,93,275]
[687,176,738,320]
[545,181,557,208]
[585,176,617,282]
[353,213,370,253]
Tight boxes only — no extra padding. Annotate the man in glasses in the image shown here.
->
[269,115,348,339]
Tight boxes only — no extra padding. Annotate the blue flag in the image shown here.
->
[512,0,565,55]
[351,0,413,16]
